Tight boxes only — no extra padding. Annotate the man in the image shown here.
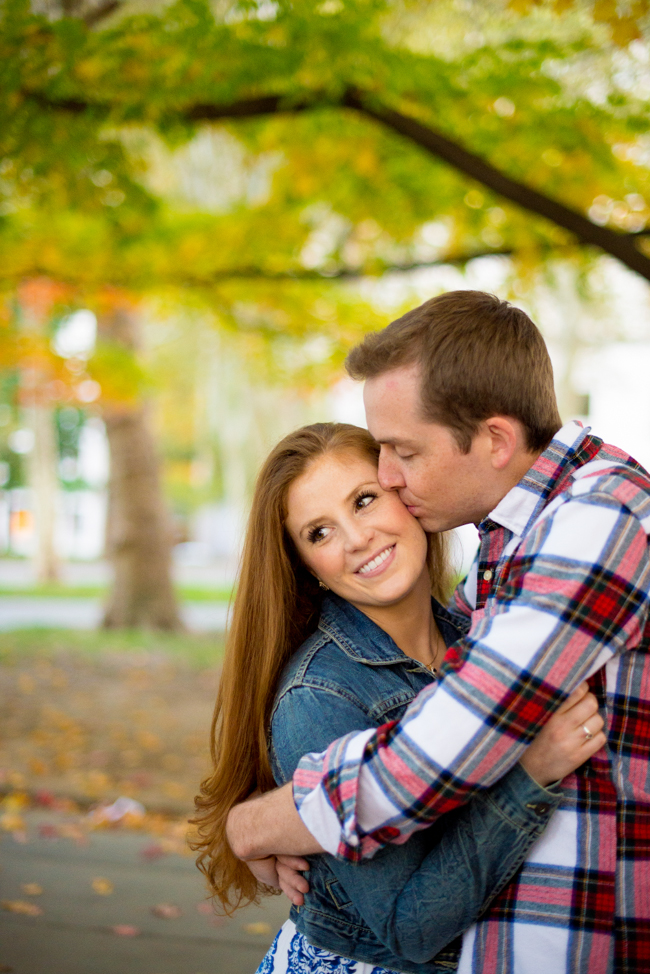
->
[227,291,650,973]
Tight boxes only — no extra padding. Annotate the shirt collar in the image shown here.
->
[486,420,589,539]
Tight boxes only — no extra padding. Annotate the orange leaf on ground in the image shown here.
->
[20,883,43,896]
[1,899,43,916]
[111,925,140,936]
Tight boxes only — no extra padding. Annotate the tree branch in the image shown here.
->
[83,1,121,27]
[19,86,650,282]
[341,91,650,282]
[0,251,512,289]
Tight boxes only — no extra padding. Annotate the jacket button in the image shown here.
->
[533,802,550,815]
[483,569,493,581]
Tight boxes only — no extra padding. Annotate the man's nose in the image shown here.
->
[378,449,406,490]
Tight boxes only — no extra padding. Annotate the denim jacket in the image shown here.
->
[269,593,563,974]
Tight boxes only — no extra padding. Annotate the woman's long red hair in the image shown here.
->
[190,423,451,913]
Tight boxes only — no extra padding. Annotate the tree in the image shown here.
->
[3,0,650,280]
[94,294,183,629]
[2,0,650,624]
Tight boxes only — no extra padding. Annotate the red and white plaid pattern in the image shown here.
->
[294,422,650,973]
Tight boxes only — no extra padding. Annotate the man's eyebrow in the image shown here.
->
[376,436,415,447]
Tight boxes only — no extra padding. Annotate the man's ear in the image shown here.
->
[484,417,520,471]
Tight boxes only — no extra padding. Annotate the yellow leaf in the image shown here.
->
[92,877,114,895]
[21,883,43,896]
[243,922,272,935]
[0,814,26,833]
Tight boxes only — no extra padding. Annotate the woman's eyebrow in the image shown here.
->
[344,480,377,502]
[298,481,378,537]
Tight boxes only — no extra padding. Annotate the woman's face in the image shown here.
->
[285,450,429,611]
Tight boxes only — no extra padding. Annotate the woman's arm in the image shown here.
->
[271,683,567,964]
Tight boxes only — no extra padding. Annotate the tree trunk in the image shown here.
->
[27,403,60,584]
[99,305,182,630]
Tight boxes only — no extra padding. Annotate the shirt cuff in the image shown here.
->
[292,728,378,860]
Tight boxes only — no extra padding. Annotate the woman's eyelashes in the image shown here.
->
[354,490,378,510]
[306,491,379,544]
[307,523,330,544]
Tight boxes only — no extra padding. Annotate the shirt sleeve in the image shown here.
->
[273,681,563,964]
[294,485,650,860]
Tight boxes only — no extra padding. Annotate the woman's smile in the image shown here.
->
[355,543,396,577]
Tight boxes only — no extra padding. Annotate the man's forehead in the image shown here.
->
[364,369,424,441]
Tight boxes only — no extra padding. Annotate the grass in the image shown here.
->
[0,583,233,602]
[0,627,225,668]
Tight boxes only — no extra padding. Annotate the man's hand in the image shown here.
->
[226,781,324,861]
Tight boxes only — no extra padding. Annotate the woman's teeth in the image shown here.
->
[357,545,394,575]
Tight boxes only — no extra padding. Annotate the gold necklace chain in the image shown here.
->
[424,631,445,676]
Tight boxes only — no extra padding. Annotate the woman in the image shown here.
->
[192,423,605,974]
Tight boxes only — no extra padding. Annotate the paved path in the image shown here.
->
[0,811,289,974]
[0,597,229,631]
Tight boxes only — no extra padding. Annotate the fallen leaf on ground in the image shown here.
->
[196,902,212,915]
[92,877,114,895]
[38,824,58,839]
[21,883,43,896]
[140,842,165,861]
[0,963,14,971]
[90,797,146,827]
[0,813,25,832]
[111,925,140,936]
[1,899,43,916]
[243,922,272,935]
[151,903,182,919]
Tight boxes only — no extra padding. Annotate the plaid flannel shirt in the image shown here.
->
[293,421,650,974]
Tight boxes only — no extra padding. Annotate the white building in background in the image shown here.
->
[0,417,109,561]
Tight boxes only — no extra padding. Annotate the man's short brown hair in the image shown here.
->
[346,290,562,454]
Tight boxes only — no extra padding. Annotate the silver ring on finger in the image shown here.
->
[582,724,594,741]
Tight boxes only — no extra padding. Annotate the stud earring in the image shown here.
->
[318,580,329,590]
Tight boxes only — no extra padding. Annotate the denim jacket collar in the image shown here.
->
[318,591,466,667]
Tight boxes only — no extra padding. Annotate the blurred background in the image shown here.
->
[2,0,650,971]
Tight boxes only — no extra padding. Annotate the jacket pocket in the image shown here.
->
[325,877,353,910]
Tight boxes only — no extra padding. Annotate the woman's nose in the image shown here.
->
[343,522,374,551]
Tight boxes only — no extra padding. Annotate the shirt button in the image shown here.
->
[483,569,493,581]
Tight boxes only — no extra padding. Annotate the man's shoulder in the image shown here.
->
[566,445,650,526]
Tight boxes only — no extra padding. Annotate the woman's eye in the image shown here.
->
[308,525,330,543]
[355,492,377,510]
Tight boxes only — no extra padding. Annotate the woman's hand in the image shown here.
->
[246,854,311,907]
[520,682,606,787]
[246,856,281,889]
[276,854,311,907]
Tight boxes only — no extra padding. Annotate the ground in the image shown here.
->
[0,629,289,974]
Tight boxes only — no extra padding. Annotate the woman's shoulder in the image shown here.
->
[274,625,355,702]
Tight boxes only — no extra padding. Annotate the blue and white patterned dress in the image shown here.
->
[256,919,405,974]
